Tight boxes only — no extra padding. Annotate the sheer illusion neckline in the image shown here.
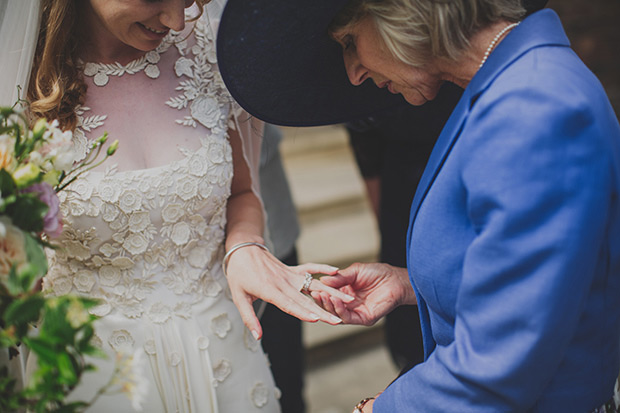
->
[80,31,179,87]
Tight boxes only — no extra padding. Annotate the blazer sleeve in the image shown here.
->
[374,59,616,411]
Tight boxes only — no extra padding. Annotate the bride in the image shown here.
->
[1,0,350,411]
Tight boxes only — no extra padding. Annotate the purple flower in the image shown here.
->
[22,182,63,238]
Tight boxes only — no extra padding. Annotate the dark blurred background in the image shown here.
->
[548,0,620,115]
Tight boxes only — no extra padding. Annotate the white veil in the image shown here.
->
[204,0,269,244]
[0,0,40,105]
[204,0,265,204]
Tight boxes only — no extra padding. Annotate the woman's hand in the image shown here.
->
[225,244,355,340]
[312,262,416,326]
[352,391,382,413]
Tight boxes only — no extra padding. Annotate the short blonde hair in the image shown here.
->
[329,0,525,67]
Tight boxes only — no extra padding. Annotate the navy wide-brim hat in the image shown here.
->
[216,0,549,127]
[216,0,407,127]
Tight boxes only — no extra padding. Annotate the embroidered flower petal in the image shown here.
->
[123,233,149,255]
[108,329,135,352]
[174,57,195,78]
[213,359,232,382]
[99,265,122,287]
[144,339,157,355]
[250,382,270,408]
[148,302,171,324]
[211,313,231,339]
[74,270,96,292]
[197,336,210,350]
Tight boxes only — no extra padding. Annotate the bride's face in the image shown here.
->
[84,0,195,53]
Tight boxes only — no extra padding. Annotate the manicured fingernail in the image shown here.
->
[252,330,260,340]
[344,294,355,301]
[327,266,339,271]
[309,313,320,320]
[331,315,343,323]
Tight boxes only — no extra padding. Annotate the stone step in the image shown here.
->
[281,126,366,216]
[305,343,398,413]
[303,318,383,350]
[280,125,350,158]
[280,125,379,268]
[277,125,398,412]
[297,203,379,268]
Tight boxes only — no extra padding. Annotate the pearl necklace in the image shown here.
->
[478,22,520,68]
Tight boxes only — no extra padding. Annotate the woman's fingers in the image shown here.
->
[330,296,370,326]
[309,278,354,302]
[310,291,322,305]
[317,274,349,288]
[231,292,263,340]
[295,262,339,275]
[330,296,353,323]
[264,283,343,325]
[283,268,354,302]
[319,291,337,314]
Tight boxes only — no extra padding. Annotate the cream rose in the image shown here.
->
[108,329,135,352]
[123,233,149,256]
[99,265,121,287]
[0,217,27,277]
[128,211,150,233]
[118,188,142,214]
[170,222,191,246]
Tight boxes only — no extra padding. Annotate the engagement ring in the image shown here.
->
[300,272,313,294]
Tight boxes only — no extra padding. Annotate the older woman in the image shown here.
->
[216,0,620,412]
[1,0,356,410]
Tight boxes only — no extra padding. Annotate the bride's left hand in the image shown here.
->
[224,245,354,340]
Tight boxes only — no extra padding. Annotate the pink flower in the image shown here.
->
[22,182,63,238]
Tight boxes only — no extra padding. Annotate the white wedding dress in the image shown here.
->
[40,12,280,413]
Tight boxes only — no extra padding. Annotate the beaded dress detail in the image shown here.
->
[41,14,280,413]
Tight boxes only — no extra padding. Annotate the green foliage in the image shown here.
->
[4,193,48,233]
[0,105,122,412]
[0,257,104,412]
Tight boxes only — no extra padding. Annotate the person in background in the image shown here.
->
[345,83,462,371]
[259,123,306,413]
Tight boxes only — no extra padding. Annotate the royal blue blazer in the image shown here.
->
[375,10,620,412]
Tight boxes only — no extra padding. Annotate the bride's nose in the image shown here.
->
[160,0,187,32]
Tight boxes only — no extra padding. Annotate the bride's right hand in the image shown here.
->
[224,244,355,340]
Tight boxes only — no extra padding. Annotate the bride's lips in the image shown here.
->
[137,22,169,40]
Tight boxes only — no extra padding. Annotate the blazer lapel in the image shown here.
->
[406,88,471,358]
[407,91,470,235]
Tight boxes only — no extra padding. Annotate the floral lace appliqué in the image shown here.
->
[166,17,233,133]
[46,16,235,322]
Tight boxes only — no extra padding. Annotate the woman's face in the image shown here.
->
[85,0,195,53]
[332,16,445,106]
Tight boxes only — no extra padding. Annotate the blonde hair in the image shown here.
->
[330,0,525,67]
[28,0,210,131]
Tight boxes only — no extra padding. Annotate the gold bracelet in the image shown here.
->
[222,241,269,276]
[353,397,375,413]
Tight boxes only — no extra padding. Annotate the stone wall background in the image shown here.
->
[546,0,620,115]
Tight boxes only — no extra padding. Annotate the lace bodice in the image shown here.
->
[44,13,236,321]
[35,9,280,412]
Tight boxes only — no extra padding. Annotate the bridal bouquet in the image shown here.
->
[0,106,144,412]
